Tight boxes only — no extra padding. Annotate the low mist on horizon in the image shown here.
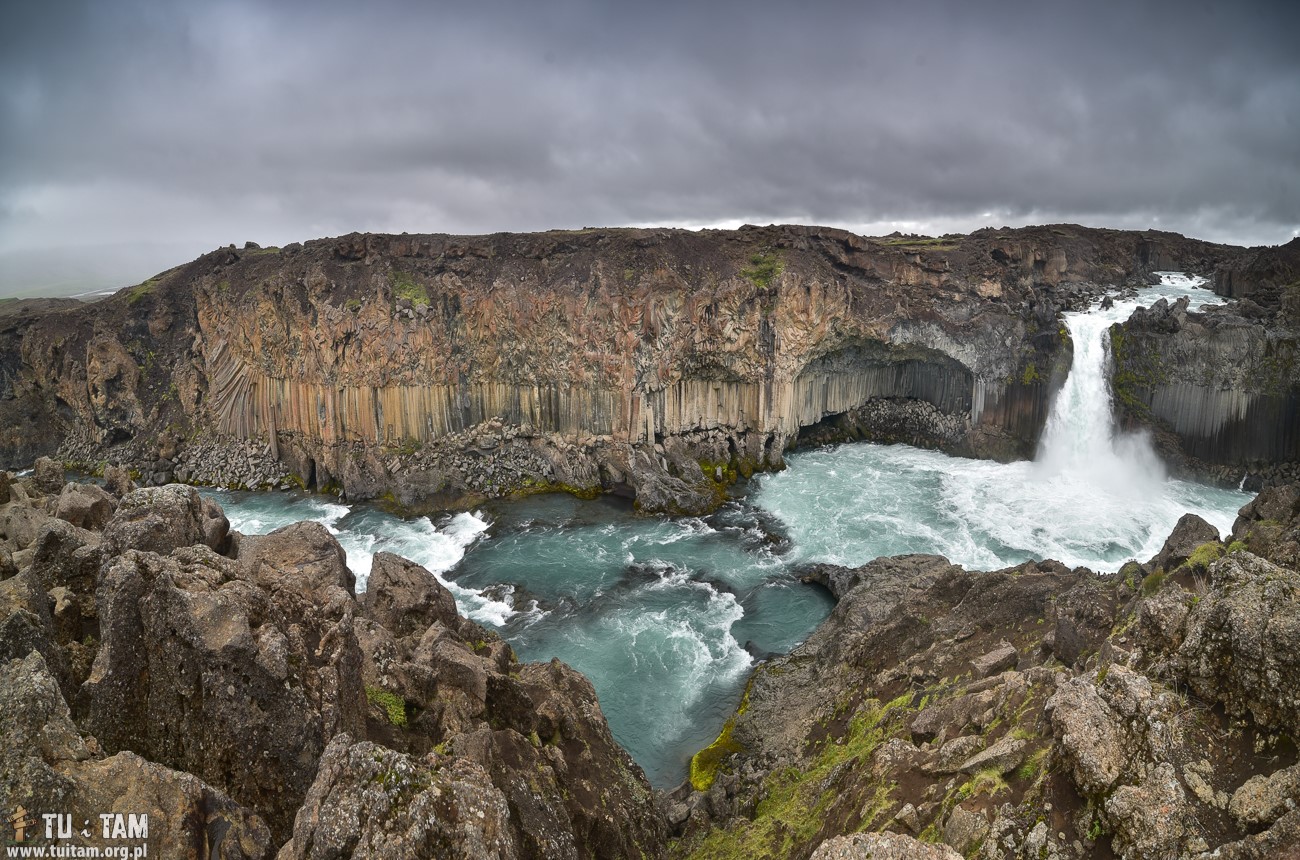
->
[3,0,1298,297]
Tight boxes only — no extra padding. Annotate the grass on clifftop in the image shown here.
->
[391,270,429,306]
[740,253,784,290]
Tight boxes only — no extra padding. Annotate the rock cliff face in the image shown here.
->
[0,224,1235,512]
[1110,239,1300,488]
[0,464,664,858]
[669,489,1300,860]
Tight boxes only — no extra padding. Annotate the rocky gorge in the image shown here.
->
[0,224,1266,515]
[4,223,1300,860]
[4,462,1300,857]
[1,462,665,858]
[663,483,1300,860]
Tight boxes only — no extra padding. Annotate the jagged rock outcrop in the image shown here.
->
[278,735,517,859]
[1111,239,1300,489]
[1213,236,1300,325]
[1,473,665,858]
[672,486,1300,860]
[79,537,366,841]
[1,651,274,859]
[0,224,1238,513]
[1110,294,1299,486]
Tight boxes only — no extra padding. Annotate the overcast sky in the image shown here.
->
[2,0,1298,293]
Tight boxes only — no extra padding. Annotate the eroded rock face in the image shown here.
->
[55,482,117,530]
[673,500,1300,860]
[1178,552,1300,731]
[353,553,666,858]
[361,551,460,636]
[102,484,231,557]
[0,473,666,857]
[0,224,1241,513]
[1,651,274,860]
[1110,280,1300,485]
[278,735,516,860]
[79,541,366,841]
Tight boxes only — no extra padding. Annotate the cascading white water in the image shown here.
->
[1035,293,1168,496]
[755,273,1249,571]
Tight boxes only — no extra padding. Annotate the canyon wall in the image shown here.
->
[1111,239,1300,488]
[0,224,1237,511]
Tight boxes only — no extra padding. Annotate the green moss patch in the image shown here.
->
[391,270,430,305]
[1181,541,1225,571]
[686,696,909,859]
[366,686,408,728]
[740,253,784,290]
[690,717,745,792]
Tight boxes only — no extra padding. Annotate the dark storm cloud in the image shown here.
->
[2,0,1298,290]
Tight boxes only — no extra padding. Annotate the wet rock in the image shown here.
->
[799,562,862,600]
[1,652,273,860]
[810,831,962,859]
[1148,512,1220,570]
[0,470,10,504]
[55,482,117,530]
[278,734,516,860]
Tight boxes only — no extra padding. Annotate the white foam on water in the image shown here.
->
[210,490,510,625]
[354,510,509,625]
[756,273,1250,572]
[617,586,752,715]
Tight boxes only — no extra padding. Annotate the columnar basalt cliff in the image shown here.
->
[1111,238,1300,488]
[0,224,1236,512]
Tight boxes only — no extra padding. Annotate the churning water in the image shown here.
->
[755,273,1249,572]
[209,273,1250,786]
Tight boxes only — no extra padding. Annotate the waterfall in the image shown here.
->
[1034,295,1168,497]
[1035,273,1227,498]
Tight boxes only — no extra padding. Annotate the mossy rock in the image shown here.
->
[366,686,408,728]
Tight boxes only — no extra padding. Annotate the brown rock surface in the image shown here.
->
[0,224,1244,512]
[1,651,274,859]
